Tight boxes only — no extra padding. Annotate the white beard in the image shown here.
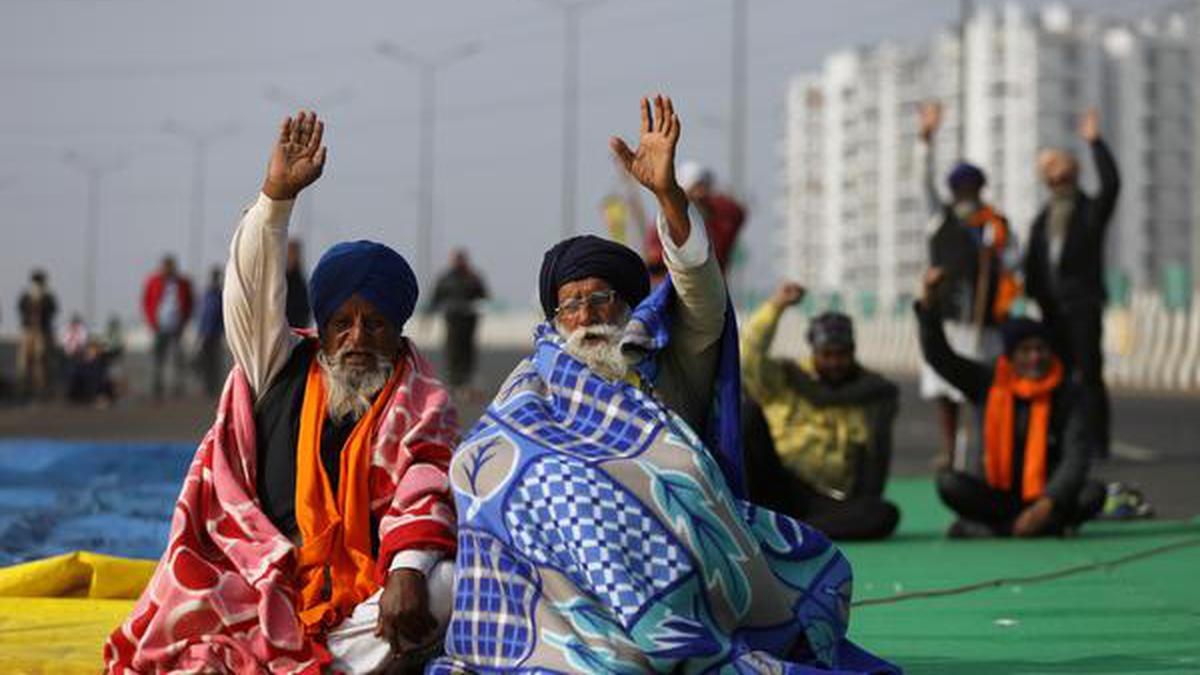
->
[316,347,394,422]
[557,320,631,382]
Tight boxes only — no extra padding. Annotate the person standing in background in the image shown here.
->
[1024,108,1120,459]
[141,254,193,399]
[285,238,312,328]
[916,102,1022,470]
[195,266,226,397]
[16,269,58,401]
[428,248,488,393]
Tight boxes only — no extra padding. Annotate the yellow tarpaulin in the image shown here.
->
[0,551,153,674]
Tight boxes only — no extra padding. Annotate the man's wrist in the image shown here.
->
[654,183,688,209]
[261,180,299,201]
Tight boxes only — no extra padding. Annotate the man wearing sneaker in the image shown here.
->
[916,268,1104,538]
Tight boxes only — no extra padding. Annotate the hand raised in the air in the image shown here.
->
[918,101,942,143]
[262,110,327,201]
[609,95,682,199]
[771,282,807,309]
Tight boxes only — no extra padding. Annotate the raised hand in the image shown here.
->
[610,95,682,198]
[918,101,942,143]
[919,267,946,310]
[1078,107,1101,143]
[771,281,807,309]
[262,110,327,201]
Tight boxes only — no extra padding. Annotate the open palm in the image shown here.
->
[610,95,681,196]
[263,110,327,200]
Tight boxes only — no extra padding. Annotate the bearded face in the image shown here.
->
[317,343,394,421]
[557,320,631,382]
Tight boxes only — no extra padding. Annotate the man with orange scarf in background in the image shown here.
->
[106,111,458,673]
[916,268,1104,539]
[917,102,1021,470]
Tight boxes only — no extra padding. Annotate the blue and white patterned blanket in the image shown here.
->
[432,286,898,674]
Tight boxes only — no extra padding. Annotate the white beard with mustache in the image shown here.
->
[316,346,395,422]
[557,319,632,382]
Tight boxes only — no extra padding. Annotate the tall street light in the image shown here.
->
[163,121,237,280]
[536,0,604,238]
[377,40,480,288]
[730,0,748,196]
[263,86,355,253]
[63,151,125,326]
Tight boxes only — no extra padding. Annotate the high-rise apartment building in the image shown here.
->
[782,2,1196,307]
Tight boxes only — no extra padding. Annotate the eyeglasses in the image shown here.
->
[555,290,617,317]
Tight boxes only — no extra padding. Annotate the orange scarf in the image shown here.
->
[967,205,1021,322]
[983,356,1064,502]
[294,352,401,634]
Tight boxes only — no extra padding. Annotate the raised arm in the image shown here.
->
[741,282,805,404]
[1079,108,1120,226]
[224,111,327,397]
[915,268,991,404]
[611,95,725,352]
[917,101,944,215]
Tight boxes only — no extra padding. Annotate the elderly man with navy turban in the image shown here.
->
[917,101,1022,469]
[106,111,458,674]
[433,96,896,674]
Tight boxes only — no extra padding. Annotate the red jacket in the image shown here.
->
[645,192,746,273]
[142,272,194,332]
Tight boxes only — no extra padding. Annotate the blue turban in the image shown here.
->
[308,240,419,333]
[539,235,649,320]
[947,162,986,191]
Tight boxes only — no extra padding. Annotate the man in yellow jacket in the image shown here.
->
[741,281,900,540]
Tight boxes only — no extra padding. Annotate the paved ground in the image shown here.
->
[2,347,1197,518]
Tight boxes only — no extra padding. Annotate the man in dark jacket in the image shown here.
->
[16,269,59,399]
[428,248,488,390]
[917,268,1104,538]
[1024,108,1120,458]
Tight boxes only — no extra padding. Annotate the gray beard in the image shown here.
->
[557,320,631,382]
[316,347,394,422]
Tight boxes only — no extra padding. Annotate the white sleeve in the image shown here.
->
[388,549,443,576]
[223,193,302,399]
[655,204,710,270]
[918,140,943,216]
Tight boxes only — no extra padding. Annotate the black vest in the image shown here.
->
[253,341,362,539]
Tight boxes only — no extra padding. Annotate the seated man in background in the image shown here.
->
[432,95,895,674]
[741,281,900,540]
[106,111,458,674]
[916,267,1104,538]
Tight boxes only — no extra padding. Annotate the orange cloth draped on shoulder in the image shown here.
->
[967,205,1022,322]
[294,354,401,634]
[983,356,1064,502]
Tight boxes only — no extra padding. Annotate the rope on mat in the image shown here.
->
[852,535,1200,607]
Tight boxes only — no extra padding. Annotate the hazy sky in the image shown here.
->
[0,0,1172,329]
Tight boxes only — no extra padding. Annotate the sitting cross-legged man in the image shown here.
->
[106,111,459,674]
[430,95,897,674]
[741,281,901,541]
[916,267,1105,538]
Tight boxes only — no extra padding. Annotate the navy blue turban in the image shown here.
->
[807,311,855,350]
[1001,317,1051,355]
[309,240,419,333]
[539,235,649,320]
[948,162,986,192]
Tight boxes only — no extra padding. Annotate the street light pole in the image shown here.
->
[377,40,480,288]
[730,0,748,195]
[163,121,237,281]
[537,0,603,238]
[63,152,123,326]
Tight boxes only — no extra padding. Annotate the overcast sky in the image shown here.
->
[0,0,1173,329]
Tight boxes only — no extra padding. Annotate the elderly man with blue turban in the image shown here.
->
[432,96,895,674]
[917,101,1022,469]
[106,111,459,674]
